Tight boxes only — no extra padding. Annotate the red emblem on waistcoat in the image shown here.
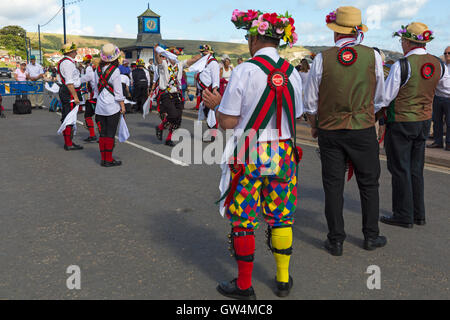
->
[421,63,435,79]
[268,70,288,90]
[338,47,358,66]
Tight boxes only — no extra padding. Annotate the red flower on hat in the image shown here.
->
[422,30,432,41]
[244,10,259,22]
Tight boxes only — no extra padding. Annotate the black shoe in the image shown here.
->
[363,236,387,251]
[84,136,97,143]
[414,219,426,226]
[427,143,443,149]
[217,279,256,301]
[101,159,122,167]
[165,140,176,147]
[275,276,293,298]
[0,114,5,119]
[64,144,84,151]
[156,126,163,141]
[38,106,43,110]
[324,239,343,256]
[380,216,413,229]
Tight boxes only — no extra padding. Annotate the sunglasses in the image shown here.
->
[444,52,450,55]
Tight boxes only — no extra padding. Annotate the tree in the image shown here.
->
[0,25,27,59]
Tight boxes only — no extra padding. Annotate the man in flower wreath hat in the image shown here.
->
[304,6,387,256]
[57,42,84,151]
[381,22,446,229]
[202,9,303,300]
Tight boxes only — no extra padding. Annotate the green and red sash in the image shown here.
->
[97,65,118,96]
[221,55,301,208]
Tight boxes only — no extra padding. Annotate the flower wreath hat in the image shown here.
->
[100,43,121,63]
[231,9,298,48]
[393,22,434,44]
[325,6,368,35]
[61,43,78,55]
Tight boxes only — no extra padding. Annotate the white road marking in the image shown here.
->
[53,111,189,167]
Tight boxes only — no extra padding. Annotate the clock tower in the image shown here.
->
[137,4,162,43]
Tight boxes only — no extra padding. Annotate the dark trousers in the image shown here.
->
[133,85,148,113]
[160,92,183,130]
[95,112,120,138]
[59,86,82,122]
[385,120,431,223]
[318,127,381,243]
[432,96,450,147]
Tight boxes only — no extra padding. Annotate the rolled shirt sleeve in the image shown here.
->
[112,69,125,102]
[303,53,323,115]
[373,50,386,112]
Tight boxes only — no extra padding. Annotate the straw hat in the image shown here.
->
[394,22,434,44]
[100,43,121,63]
[326,6,368,35]
[61,43,78,55]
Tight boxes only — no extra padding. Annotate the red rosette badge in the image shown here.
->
[421,63,435,79]
[268,69,288,90]
[337,47,358,66]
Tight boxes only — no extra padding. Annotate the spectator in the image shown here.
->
[26,55,44,109]
[119,59,131,76]
[298,58,310,88]
[237,57,244,65]
[14,62,29,100]
[220,54,233,95]
[428,46,450,151]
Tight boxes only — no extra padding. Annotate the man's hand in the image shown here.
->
[311,128,318,139]
[202,89,222,110]
[73,97,80,106]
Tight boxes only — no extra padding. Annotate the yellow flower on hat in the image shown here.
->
[283,24,293,43]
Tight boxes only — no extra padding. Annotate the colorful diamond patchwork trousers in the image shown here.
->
[226,140,298,230]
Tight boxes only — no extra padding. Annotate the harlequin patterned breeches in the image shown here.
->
[226,140,298,230]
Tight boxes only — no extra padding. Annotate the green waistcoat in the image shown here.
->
[388,54,441,123]
[318,45,376,130]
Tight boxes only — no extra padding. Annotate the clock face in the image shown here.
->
[143,17,159,34]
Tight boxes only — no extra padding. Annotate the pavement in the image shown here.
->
[0,96,449,300]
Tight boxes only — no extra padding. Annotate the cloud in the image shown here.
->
[366,0,430,29]
[109,24,134,39]
[0,0,61,26]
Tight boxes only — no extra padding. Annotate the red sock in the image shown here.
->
[85,117,96,137]
[232,227,255,290]
[158,119,167,131]
[166,130,173,142]
[104,137,114,162]
[63,126,73,147]
[195,96,201,110]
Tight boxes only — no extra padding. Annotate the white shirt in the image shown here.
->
[94,65,124,116]
[80,65,97,99]
[384,48,448,104]
[198,55,220,89]
[219,47,304,141]
[304,38,385,115]
[158,59,188,92]
[120,74,130,87]
[57,56,81,88]
[26,62,43,79]
[14,68,28,81]
[435,63,450,98]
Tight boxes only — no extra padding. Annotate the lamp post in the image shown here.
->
[62,0,67,44]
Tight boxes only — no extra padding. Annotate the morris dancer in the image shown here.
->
[304,6,387,256]
[80,55,98,142]
[203,9,303,300]
[154,45,202,147]
[196,44,220,142]
[381,22,446,228]
[94,43,126,167]
[57,43,83,151]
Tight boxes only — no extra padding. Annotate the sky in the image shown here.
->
[0,0,448,55]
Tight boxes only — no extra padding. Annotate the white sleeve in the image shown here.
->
[384,61,402,107]
[291,69,304,118]
[210,61,221,89]
[373,51,386,112]
[61,60,76,85]
[112,70,124,102]
[303,53,323,115]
